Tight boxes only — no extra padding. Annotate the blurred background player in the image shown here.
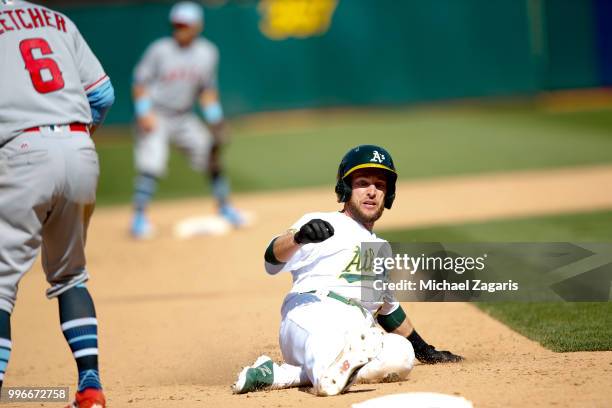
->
[130,1,243,238]
[0,0,114,406]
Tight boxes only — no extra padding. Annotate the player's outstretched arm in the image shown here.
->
[264,219,335,266]
[265,232,301,265]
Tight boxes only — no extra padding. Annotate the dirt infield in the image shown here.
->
[6,165,612,407]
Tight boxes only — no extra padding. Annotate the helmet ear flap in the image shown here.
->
[335,178,352,203]
[383,172,397,209]
[384,191,395,209]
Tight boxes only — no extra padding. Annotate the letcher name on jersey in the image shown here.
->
[0,7,67,36]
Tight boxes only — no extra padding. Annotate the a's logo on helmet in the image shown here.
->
[370,150,385,164]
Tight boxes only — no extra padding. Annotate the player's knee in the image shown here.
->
[359,333,414,383]
[380,333,414,379]
[136,164,166,179]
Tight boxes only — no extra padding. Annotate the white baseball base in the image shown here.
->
[173,210,255,239]
[352,392,474,408]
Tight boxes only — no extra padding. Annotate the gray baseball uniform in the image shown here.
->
[0,0,109,313]
[0,1,107,143]
[133,37,218,176]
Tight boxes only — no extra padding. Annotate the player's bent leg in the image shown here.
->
[207,149,246,227]
[174,115,211,176]
[207,151,245,227]
[278,296,382,396]
[0,131,72,390]
[132,119,168,238]
[0,131,51,305]
[176,114,246,227]
[131,173,159,239]
[42,199,95,297]
[310,327,384,396]
[356,333,415,384]
[37,138,105,406]
[213,174,246,227]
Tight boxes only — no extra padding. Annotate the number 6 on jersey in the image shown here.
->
[19,37,65,94]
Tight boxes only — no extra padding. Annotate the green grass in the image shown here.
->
[477,303,612,352]
[94,104,612,205]
[379,210,612,352]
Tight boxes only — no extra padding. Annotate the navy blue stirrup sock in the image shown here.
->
[58,285,102,391]
[0,310,11,389]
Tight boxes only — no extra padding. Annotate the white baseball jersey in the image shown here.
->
[260,212,415,391]
[266,211,400,318]
[0,0,108,144]
[133,37,219,114]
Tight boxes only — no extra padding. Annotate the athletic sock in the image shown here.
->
[0,310,11,389]
[274,363,309,388]
[133,173,158,213]
[210,171,230,207]
[58,285,102,391]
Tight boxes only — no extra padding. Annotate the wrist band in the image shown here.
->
[134,98,152,117]
[203,102,223,124]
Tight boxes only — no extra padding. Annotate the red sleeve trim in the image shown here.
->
[84,74,109,92]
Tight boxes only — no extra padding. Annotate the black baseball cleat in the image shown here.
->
[415,345,464,364]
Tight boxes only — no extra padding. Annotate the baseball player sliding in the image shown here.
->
[233,145,463,396]
[130,1,244,238]
[0,1,114,407]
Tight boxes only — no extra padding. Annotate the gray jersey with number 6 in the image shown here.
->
[0,0,107,144]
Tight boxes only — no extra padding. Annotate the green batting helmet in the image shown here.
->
[335,145,398,209]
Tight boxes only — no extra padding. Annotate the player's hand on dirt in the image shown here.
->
[415,345,464,364]
[294,219,334,244]
[137,113,157,133]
